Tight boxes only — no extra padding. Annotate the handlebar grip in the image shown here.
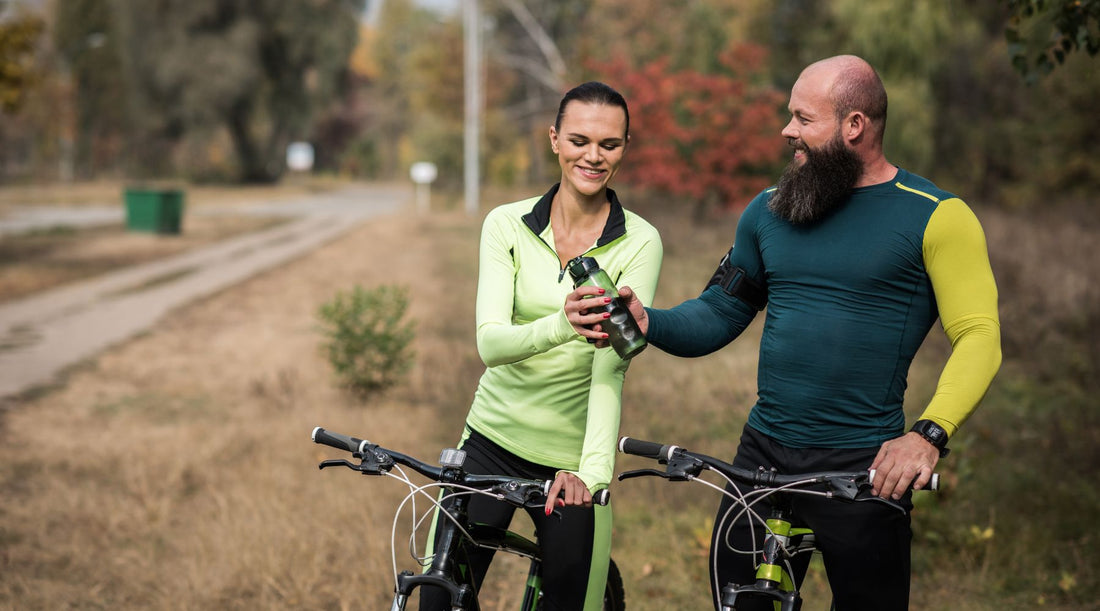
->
[868,469,939,491]
[312,427,368,454]
[540,481,611,506]
[618,436,674,461]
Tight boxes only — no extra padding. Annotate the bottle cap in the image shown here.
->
[567,256,600,281]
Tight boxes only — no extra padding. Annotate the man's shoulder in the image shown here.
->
[890,168,960,204]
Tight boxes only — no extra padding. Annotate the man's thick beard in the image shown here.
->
[768,136,864,225]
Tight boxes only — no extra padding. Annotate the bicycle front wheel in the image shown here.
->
[602,558,626,611]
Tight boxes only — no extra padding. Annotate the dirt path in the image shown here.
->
[0,183,410,400]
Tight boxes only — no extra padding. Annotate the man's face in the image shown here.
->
[767,126,863,225]
[780,68,839,166]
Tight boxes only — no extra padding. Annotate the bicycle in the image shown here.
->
[312,427,626,611]
[615,436,937,611]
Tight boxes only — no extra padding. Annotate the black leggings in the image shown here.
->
[419,429,597,611]
[709,425,913,611]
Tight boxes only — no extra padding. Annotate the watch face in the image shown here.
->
[917,421,946,445]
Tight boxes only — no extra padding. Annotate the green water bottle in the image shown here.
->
[567,256,647,360]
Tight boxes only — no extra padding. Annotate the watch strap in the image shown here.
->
[910,419,951,458]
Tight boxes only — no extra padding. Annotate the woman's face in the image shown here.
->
[549,101,628,200]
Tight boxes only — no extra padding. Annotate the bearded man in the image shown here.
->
[569,55,1002,610]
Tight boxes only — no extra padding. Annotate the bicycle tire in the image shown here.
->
[603,558,626,611]
[532,558,625,611]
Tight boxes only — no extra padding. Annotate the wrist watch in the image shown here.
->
[910,419,951,458]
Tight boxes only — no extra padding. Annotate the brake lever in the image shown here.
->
[317,458,386,475]
[850,485,909,514]
[617,468,673,481]
[318,459,359,471]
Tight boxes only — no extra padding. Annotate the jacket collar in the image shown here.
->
[521,183,627,247]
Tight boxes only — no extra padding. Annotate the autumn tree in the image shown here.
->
[591,41,785,218]
[0,5,44,114]
[110,0,364,182]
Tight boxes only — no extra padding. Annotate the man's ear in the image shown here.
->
[845,111,868,144]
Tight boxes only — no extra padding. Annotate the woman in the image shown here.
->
[421,82,663,610]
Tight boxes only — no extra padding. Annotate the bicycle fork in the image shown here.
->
[720,506,804,611]
[391,494,477,611]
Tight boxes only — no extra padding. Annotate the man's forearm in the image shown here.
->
[646,287,757,357]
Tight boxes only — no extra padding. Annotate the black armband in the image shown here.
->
[705,250,767,311]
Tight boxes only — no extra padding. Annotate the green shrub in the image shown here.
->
[317,284,415,398]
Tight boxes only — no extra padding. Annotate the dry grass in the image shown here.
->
[0,208,481,610]
[0,182,1094,610]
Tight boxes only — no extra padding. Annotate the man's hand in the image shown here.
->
[869,432,940,500]
[616,286,648,336]
[544,471,592,515]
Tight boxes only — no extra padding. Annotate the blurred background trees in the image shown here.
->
[0,0,1097,199]
[0,1,1096,606]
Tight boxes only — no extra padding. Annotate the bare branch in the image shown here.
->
[500,0,565,91]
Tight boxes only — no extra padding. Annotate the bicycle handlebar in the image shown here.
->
[312,427,609,506]
[617,435,938,495]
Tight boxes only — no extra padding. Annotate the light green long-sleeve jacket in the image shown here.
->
[465,184,663,491]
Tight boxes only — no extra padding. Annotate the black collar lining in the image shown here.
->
[521,183,627,247]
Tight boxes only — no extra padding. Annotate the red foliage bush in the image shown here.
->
[590,42,787,211]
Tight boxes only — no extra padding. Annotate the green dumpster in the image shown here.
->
[124,188,184,234]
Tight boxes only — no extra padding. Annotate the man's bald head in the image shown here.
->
[803,55,888,142]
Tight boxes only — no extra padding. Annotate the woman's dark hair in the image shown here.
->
[554,81,630,138]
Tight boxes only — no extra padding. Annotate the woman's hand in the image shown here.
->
[544,471,592,515]
[564,286,613,346]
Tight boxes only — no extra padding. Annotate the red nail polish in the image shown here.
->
[598,288,606,294]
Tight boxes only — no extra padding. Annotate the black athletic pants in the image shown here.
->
[419,429,596,611]
[709,425,913,611]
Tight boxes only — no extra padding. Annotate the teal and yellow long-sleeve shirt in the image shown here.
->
[647,168,1001,448]
[467,184,663,490]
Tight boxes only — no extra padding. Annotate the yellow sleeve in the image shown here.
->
[921,198,1002,436]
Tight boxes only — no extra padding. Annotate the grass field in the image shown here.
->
[0,182,1095,610]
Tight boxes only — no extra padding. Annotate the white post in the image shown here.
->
[410,162,438,215]
[463,0,481,217]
